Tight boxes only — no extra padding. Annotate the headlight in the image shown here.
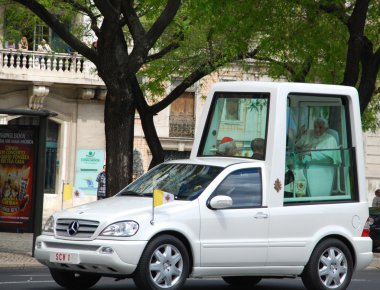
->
[100,221,139,237]
[43,215,55,234]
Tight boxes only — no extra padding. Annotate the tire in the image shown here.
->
[133,235,190,290]
[222,276,262,287]
[301,239,353,290]
[49,268,101,289]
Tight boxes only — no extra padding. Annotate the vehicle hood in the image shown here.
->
[55,196,154,221]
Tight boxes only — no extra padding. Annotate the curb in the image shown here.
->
[0,252,42,269]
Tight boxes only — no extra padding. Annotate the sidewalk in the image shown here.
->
[0,232,41,268]
[0,231,380,269]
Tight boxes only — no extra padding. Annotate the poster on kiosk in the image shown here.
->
[0,126,37,232]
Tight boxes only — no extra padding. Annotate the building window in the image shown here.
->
[169,92,195,138]
[224,98,240,121]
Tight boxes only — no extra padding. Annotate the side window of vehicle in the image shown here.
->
[284,94,358,204]
[212,168,262,208]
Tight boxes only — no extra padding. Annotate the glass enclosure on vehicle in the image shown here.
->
[284,94,358,203]
[118,163,223,201]
[198,93,269,160]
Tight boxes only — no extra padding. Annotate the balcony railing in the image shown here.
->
[169,115,195,138]
[0,49,101,84]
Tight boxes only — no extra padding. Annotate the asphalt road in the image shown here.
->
[0,267,379,290]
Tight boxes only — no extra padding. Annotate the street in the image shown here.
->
[0,268,379,290]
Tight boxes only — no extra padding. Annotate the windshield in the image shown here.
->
[118,163,223,200]
[199,92,269,159]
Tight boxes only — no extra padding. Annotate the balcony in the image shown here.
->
[169,115,195,138]
[0,49,103,87]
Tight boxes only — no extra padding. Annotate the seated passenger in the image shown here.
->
[217,136,238,156]
[251,138,265,160]
[295,117,339,164]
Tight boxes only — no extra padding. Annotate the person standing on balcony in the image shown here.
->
[5,39,16,50]
[18,36,28,51]
[37,39,51,52]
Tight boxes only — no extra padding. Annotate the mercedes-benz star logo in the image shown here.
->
[67,221,80,236]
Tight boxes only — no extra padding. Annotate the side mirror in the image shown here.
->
[209,195,233,209]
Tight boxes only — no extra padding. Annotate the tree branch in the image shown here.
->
[252,55,296,76]
[146,0,181,47]
[121,0,147,44]
[93,0,120,21]
[317,0,350,24]
[146,40,181,62]
[150,46,261,114]
[150,65,208,114]
[341,0,370,86]
[63,0,101,36]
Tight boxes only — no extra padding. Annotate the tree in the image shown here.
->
[8,0,263,196]
[249,0,380,130]
[317,0,380,129]
[9,0,379,198]
[7,0,180,195]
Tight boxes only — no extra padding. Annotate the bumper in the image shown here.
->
[353,237,373,271]
[34,235,147,276]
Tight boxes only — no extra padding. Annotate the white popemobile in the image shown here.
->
[35,82,373,290]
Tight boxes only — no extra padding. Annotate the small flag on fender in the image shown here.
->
[153,189,174,207]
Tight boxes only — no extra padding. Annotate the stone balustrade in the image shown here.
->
[0,48,103,86]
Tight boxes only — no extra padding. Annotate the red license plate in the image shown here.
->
[49,252,79,264]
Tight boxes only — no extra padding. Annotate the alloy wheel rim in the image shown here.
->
[318,246,348,289]
[149,243,183,288]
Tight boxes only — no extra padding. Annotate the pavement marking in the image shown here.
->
[11,274,51,277]
[0,280,54,285]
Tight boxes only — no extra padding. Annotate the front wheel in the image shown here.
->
[49,268,101,289]
[222,276,262,287]
[133,235,190,290]
[301,238,353,290]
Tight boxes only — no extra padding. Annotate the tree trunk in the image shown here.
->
[358,44,380,113]
[104,81,135,196]
[139,111,165,169]
[341,0,370,86]
[130,76,165,169]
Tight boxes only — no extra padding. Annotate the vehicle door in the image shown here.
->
[199,166,269,267]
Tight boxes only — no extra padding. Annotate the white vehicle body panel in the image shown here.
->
[35,82,372,284]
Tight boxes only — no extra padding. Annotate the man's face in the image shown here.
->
[314,122,326,137]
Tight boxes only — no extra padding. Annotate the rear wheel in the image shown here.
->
[49,268,101,289]
[301,239,353,290]
[222,276,261,287]
[133,235,190,290]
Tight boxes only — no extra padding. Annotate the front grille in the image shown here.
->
[55,219,99,238]
[45,242,100,251]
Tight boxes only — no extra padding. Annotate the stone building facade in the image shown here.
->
[0,48,379,224]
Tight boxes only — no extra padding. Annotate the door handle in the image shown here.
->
[254,212,269,219]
